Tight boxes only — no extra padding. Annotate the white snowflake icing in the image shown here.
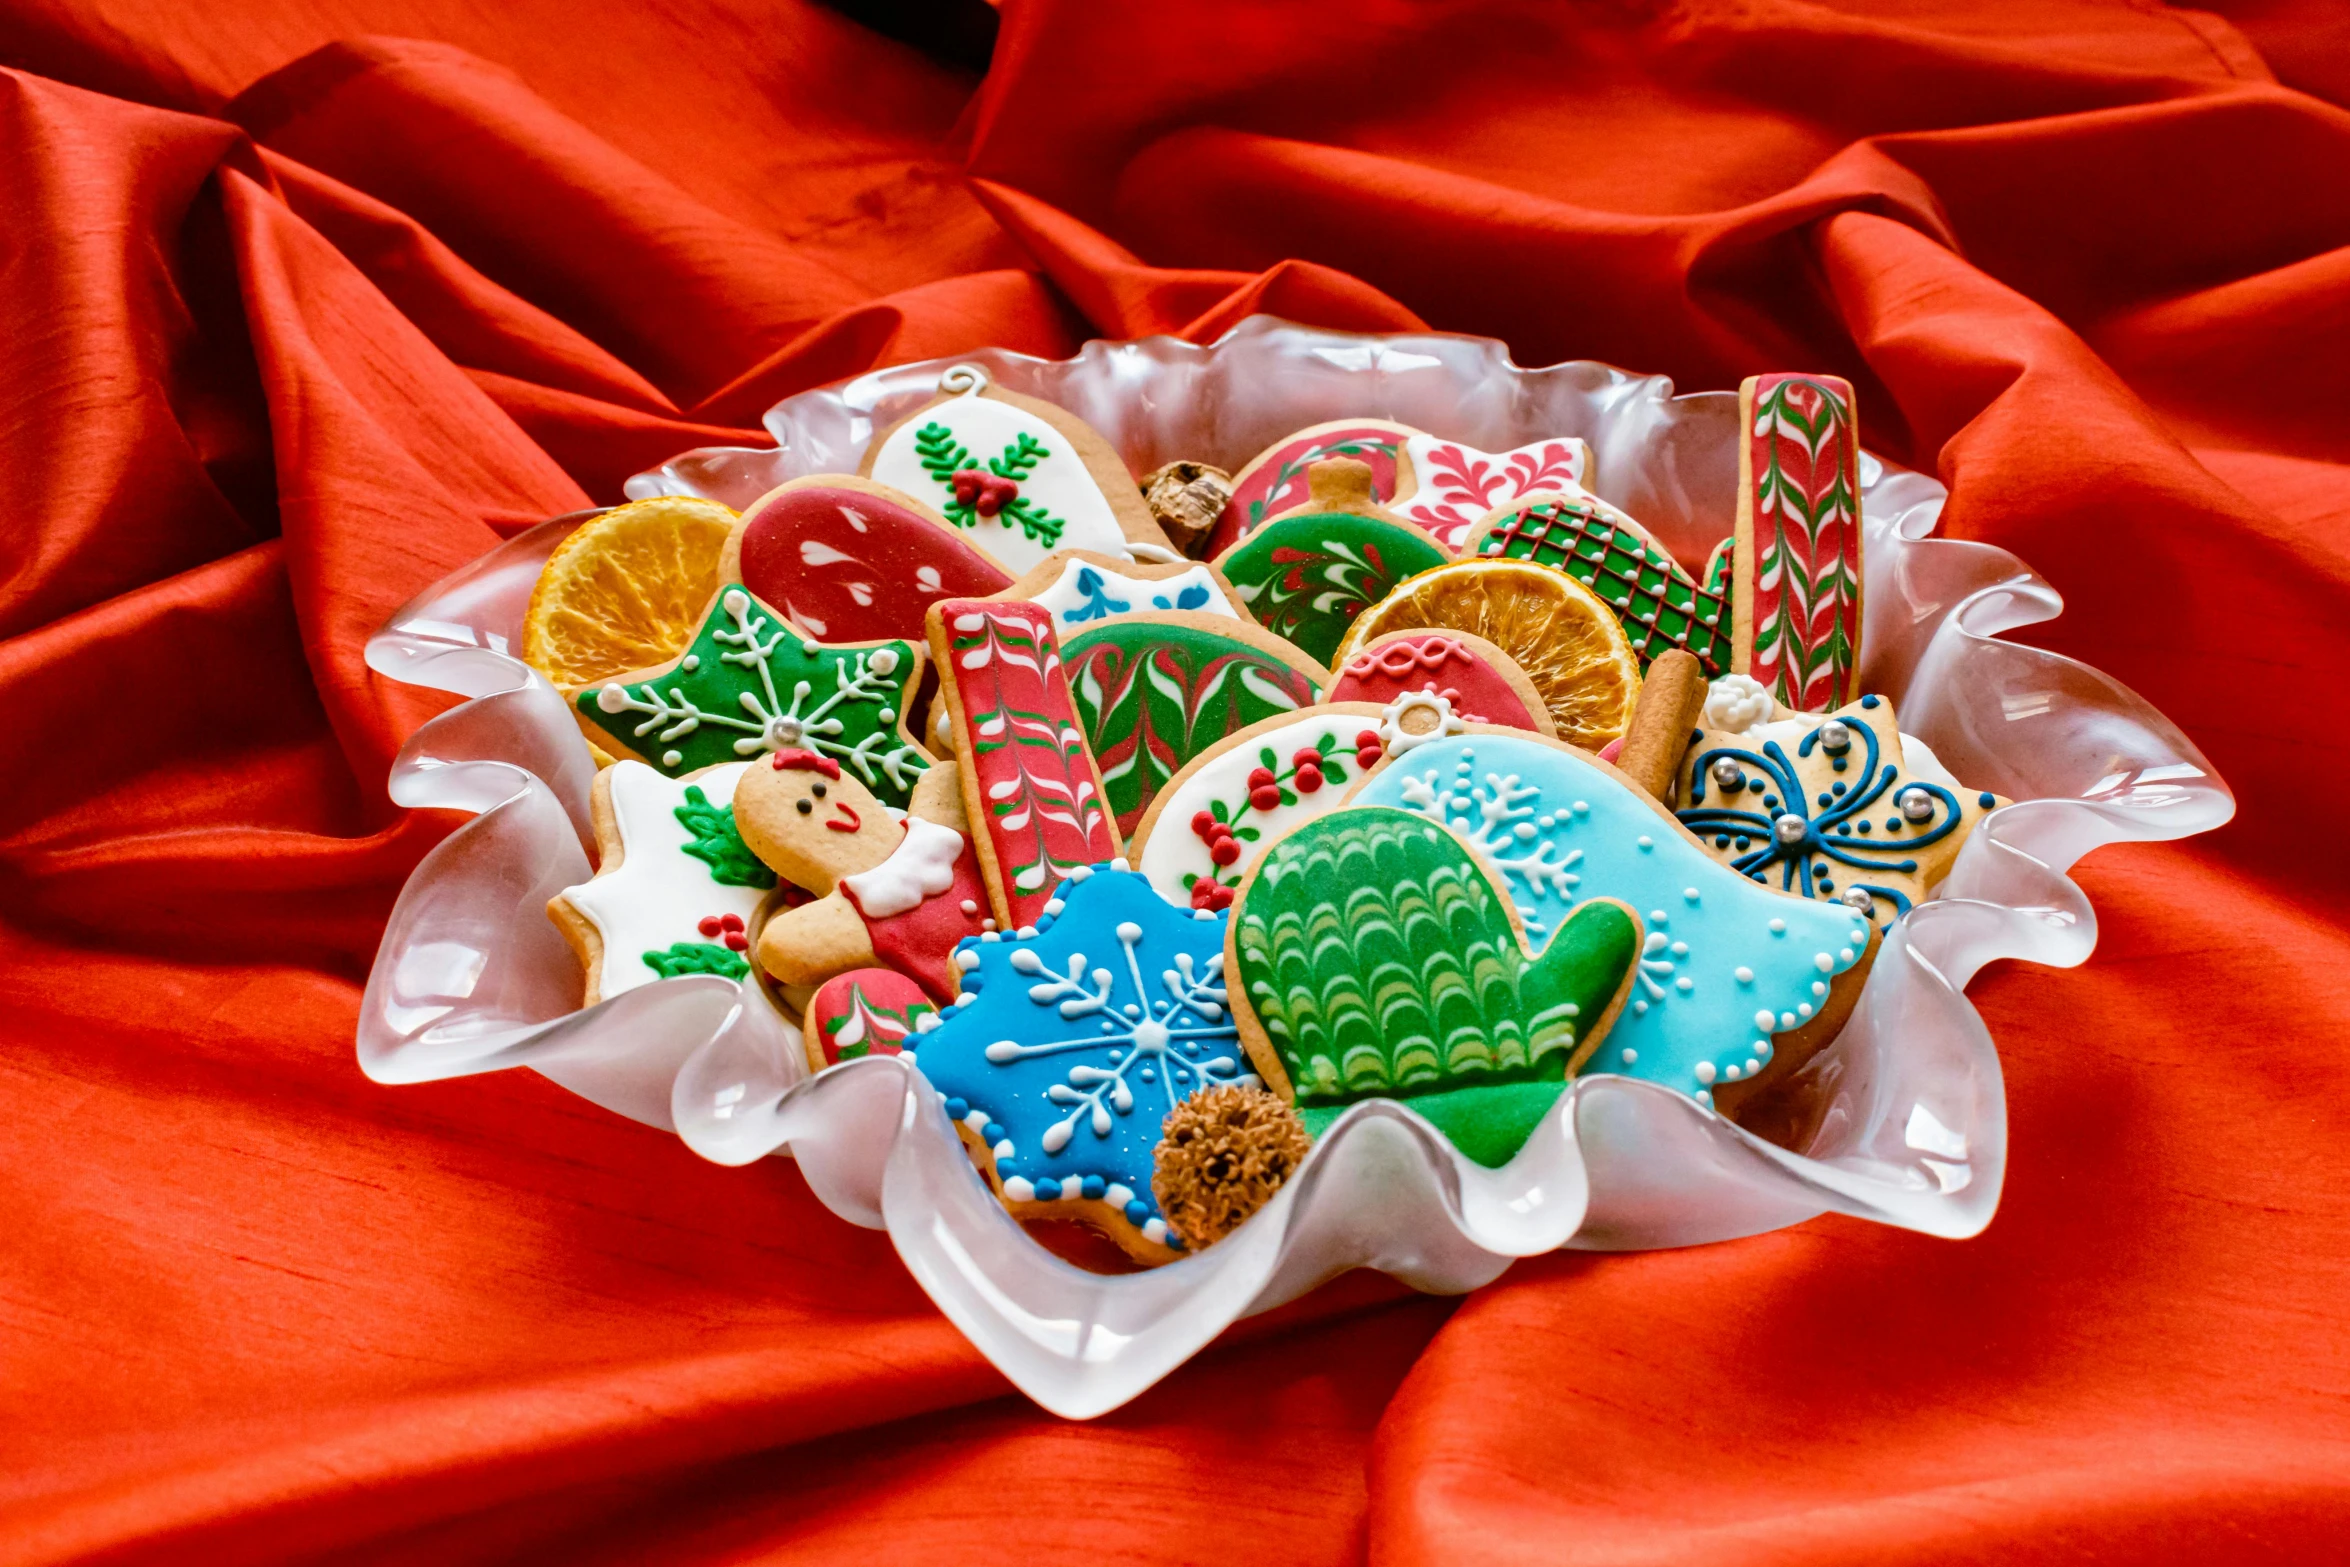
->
[1395,766,1583,940]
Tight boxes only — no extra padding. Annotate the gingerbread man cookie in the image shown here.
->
[733,750,988,1002]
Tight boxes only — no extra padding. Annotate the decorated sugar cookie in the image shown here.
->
[1061,611,1330,837]
[910,862,1250,1263]
[547,760,793,1005]
[570,584,932,805]
[926,598,1123,930]
[1734,373,1864,713]
[1211,459,1449,667]
[722,474,1011,645]
[803,968,939,1071]
[1675,694,2004,929]
[1128,703,1390,913]
[863,366,1167,575]
[1209,419,1416,556]
[1334,557,1640,751]
[734,753,987,1001]
[1351,730,1876,1108]
[1467,494,1734,677]
[1325,628,1554,735]
[1387,432,1592,551]
[1002,549,1248,633]
[1228,806,1640,1167]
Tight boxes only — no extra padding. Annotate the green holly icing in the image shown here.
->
[1215,513,1448,667]
[1477,498,1734,676]
[672,785,776,889]
[642,941,752,980]
[912,421,1066,548]
[1232,806,1640,1167]
[577,585,928,804]
[1062,620,1325,836]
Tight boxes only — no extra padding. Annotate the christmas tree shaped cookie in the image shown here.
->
[1227,805,1641,1167]
[547,760,796,1006]
[570,584,932,807]
[863,366,1169,575]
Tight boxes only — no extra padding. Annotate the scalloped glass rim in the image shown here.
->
[360,317,2233,1418]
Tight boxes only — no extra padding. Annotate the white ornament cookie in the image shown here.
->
[864,373,1165,575]
[1388,432,1594,551]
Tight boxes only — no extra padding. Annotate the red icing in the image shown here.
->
[840,835,989,1003]
[769,747,839,777]
[803,968,935,1067]
[735,483,1012,643]
[824,803,861,833]
[1328,633,1544,733]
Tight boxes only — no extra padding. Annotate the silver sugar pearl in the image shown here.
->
[1772,813,1809,845]
[1840,887,1875,913]
[1710,757,1744,790]
[1818,720,1852,754]
[1899,787,1935,822]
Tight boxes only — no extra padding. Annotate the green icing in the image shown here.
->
[642,941,751,980]
[1479,500,1734,677]
[672,785,776,889]
[1233,807,1640,1167]
[575,584,927,803]
[1063,620,1324,835]
[1217,512,1448,666]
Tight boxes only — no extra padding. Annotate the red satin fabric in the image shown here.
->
[3,2,2347,1560]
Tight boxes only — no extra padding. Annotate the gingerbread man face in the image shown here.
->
[733,749,902,894]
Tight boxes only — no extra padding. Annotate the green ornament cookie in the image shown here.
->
[1214,510,1450,667]
[1229,806,1641,1167]
[1062,612,1327,837]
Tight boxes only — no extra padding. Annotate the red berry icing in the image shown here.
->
[1246,766,1275,789]
[697,915,723,937]
[1191,810,1217,839]
[1294,767,1323,794]
[1209,838,1241,866]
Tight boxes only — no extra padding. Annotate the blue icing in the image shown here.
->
[1059,565,1130,624]
[910,864,1249,1247]
[1152,581,1211,611]
[1354,736,1871,1102]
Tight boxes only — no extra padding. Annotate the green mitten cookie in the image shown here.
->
[1229,806,1640,1167]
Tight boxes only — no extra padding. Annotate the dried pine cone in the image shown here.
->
[1153,1083,1311,1248]
[1139,461,1234,557]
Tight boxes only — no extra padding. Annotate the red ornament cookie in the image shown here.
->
[721,475,1012,645]
[1325,628,1556,738]
[1207,418,1417,556]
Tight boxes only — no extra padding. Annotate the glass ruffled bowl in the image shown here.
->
[358,318,2232,1417]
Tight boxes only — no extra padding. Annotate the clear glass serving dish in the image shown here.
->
[358,318,2232,1418]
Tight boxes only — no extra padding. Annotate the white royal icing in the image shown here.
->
[1390,433,1593,550]
[1703,674,1778,735]
[1137,712,1373,907]
[868,392,1132,575]
[841,815,965,918]
[1026,557,1239,629]
[556,761,765,1000]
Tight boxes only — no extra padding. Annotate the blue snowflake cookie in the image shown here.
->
[907,862,1254,1254]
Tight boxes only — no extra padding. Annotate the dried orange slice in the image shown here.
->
[1336,559,1639,749]
[521,496,737,687]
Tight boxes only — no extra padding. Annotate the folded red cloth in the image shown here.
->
[2,1,2345,1560]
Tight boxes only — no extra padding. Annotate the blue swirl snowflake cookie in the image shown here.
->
[907,861,1253,1260]
[1674,695,2004,929]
